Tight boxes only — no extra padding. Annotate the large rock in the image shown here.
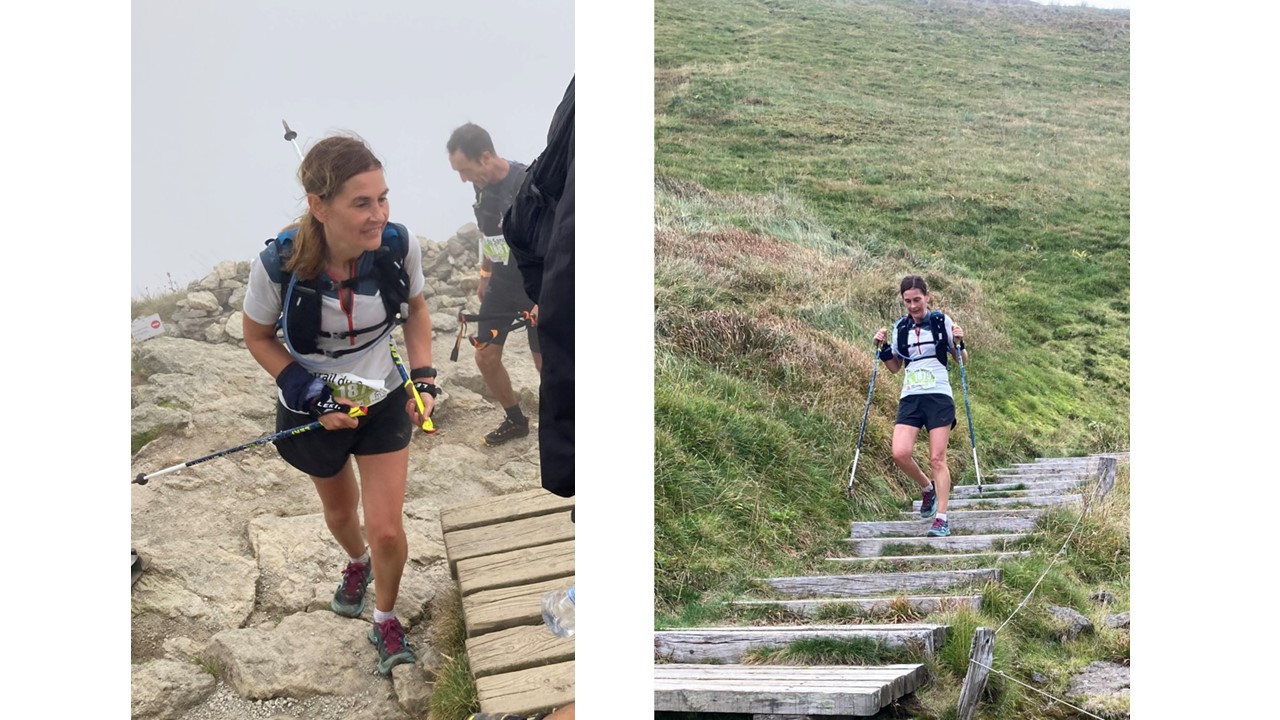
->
[248,513,350,616]
[131,403,194,442]
[225,311,245,341]
[1105,611,1130,630]
[1047,604,1095,642]
[187,291,223,313]
[247,512,444,621]
[131,658,218,720]
[130,541,259,644]
[430,312,460,334]
[1067,661,1129,717]
[206,612,376,699]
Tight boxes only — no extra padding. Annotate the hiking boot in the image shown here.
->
[368,618,416,676]
[483,417,530,447]
[920,485,937,518]
[331,559,373,618]
[927,518,950,537]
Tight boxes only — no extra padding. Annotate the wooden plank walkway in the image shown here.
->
[655,664,928,717]
[441,488,575,716]
[655,624,948,664]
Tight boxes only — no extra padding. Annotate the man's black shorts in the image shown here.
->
[895,393,957,431]
[480,271,541,353]
[272,385,412,478]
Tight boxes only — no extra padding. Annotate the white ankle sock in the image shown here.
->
[936,513,947,522]
[374,608,396,625]
[923,483,934,494]
[350,549,370,565]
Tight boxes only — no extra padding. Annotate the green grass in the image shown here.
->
[426,587,480,720]
[655,1,1128,717]
[742,636,925,665]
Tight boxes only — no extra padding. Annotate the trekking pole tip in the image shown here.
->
[282,119,297,141]
[134,473,148,485]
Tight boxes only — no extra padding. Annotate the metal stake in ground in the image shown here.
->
[282,119,304,162]
[846,341,884,499]
[955,341,983,493]
[132,406,366,485]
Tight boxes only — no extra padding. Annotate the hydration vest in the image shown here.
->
[895,311,950,367]
[259,222,412,358]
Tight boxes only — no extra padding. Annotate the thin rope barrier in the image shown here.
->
[969,659,1110,720]
[966,457,1123,718]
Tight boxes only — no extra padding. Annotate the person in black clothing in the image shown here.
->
[447,124,542,447]
[502,77,574,501]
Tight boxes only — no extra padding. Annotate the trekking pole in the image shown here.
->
[282,120,304,162]
[955,341,983,494]
[133,405,367,485]
[846,340,885,499]
[389,336,436,434]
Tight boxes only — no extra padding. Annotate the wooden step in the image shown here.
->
[767,568,999,597]
[896,508,1046,520]
[852,516,1036,538]
[456,539,575,596]
[462,575,576,637]
[476,661,574,718]
[443,510,575,573]
[466,623,574,679]
[728,594,982,617]
[440,488,574,533]
[830,551,1030,567]
[654,624,948,664]
[949,479,1083,497]
[911,494,1082,511]
[654,663,927,717]
[852,534,1027,557]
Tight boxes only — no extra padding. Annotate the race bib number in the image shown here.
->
[904,368,937,393]
[480,234,511,265]
[320,373,389,407]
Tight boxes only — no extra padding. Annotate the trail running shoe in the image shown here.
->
[927,518,951,537]
[483,417,530,447]
[920,485,937,518]
[368,618,417,676]
[331,559,373,618]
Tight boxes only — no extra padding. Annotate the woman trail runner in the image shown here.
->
[873,275,967,538]
[241,135,436,675]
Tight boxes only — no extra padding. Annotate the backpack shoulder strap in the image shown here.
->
[929,311,950,365]
[894,315,912,365]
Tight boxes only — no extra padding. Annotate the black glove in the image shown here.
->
[878,345,895,362]
[277,362,326,413]
[308,386,348,419]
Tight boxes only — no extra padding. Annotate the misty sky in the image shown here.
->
[132,0,574,296]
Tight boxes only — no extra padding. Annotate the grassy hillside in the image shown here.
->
[654,0,1129,716]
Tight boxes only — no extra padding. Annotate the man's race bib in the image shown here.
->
[904,367,937,393]
[480,234,511,265]
[320,373,389,408]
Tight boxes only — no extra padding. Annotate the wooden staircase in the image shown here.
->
[654,452,1125,718]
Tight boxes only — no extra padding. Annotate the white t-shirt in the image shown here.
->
[243,228,426,409]
[890,313,956,400]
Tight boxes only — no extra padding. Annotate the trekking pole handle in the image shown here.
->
[389,337,435,434]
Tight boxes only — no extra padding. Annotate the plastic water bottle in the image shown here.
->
[541,584,575,637]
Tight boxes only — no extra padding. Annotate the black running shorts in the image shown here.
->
[895,393,957,431]
[272,385,413,478]
[479,272,541,353]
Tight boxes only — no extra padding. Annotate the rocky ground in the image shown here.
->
[131,229,546,720]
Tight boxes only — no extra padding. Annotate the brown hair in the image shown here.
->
[284,135,384,280]
[899,275,929,295]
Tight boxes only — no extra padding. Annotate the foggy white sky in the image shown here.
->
[132,0,574,296]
